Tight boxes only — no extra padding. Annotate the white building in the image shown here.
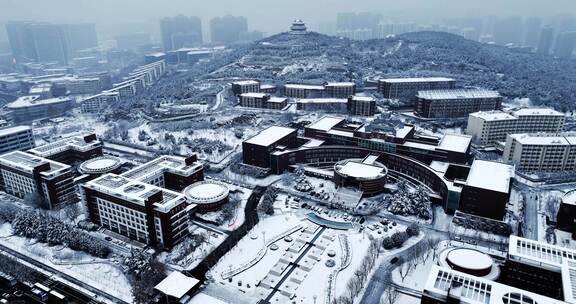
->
[0,151,75,209]
[81,92,120,113]
[466,108,565,146]
[82,173,195,248]
[6,95,74,123]
[0,126,35,155]
[503,132,576,173]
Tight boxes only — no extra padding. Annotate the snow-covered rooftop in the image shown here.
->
[424,265,565,304]
[379,77,455,83]
[7,95,72,109]
[285,84,325,90]
[513,107,564,117]
[245,126,296,147]
[306,116,344,132]
[183,181,229,204]
[438,134,472,153]
[268,97,287,103]
[325,82,355,87]
[350,95,376,102]
[469,111,516,121]
[85,174,190,212]
[465,160,513,193]
[154,271,199,299]
[417,89,501,100]
[240,92,268,98]
[0,125,32,137]
[296,98,347,104]
[28,134,101,157]
[121,155,202,182]
[335,159,386,179]
[0,151,70,177]
[509,133,576,146]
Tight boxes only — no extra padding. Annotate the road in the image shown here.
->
[212,86,227,111]
[359,239,426,304]
[0,243,128,304]
[523,188,539,240]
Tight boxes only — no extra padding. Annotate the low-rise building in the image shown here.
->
[0,126,35,154]
[81,92,120,113]
[378,77,456,99]
[242,126,298,169]
[416,89,502,118]
[458,160,514,220]
[82,173,194,248]
[120,155,204,191]
[6,95,74,123]
[27,133,103,165]
[324,82,356,98]
[0,151,75,209]
[239,92,270,108]
[284,84,325,98]
[296,98,348,113]
[347,96,376,116]
[503,132,576,173]
[232,80,260,95]
[466,108,565,146]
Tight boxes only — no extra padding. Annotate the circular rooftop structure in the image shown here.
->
[184,181,230,211]
[333,158,388,196]
[439,247,500,280]
[79,156,122,175]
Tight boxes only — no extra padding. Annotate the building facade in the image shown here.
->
[231,80,260,95]
[284,84,325,99]
[503,132,576,173]
[466,108,565,146]
[0,151,75,209]
[378,77,456,99]
[416,89,502,118]
[0,126,35,155]
[347,96,376,116]
[82,174,194,249]
[7,96,74,123]
[324,82,356,98]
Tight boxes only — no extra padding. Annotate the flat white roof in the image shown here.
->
[510,133,576,146]
[285,84,325,90]
[306,116,344,132]
[155,271,199,299]
[350,95,376,102]
[240,92,268,98]
[0,125,31,137]
[297,98,347,104]
[469,111,516,121]
[513,107,564,117]
[233,80,259,85]
[325,82,355,87]
[424,265,566,304]
[417,89,501,100]
[438,134,472,153]
[466,160,513,193]
[336,160,385,179]
[379,77,455,83]
[245,126,296,147]
[7,95,72,108]
[268,97,287,103]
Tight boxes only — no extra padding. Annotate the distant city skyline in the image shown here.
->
[0,0,575,41]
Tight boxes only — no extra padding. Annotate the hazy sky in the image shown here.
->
[1,0,575,40]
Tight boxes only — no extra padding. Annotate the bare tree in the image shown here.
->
[381,286,399,304]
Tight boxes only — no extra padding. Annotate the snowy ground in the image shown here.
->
[0,223,132,302]
[208,197,406,304]
[158,226,227,271]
